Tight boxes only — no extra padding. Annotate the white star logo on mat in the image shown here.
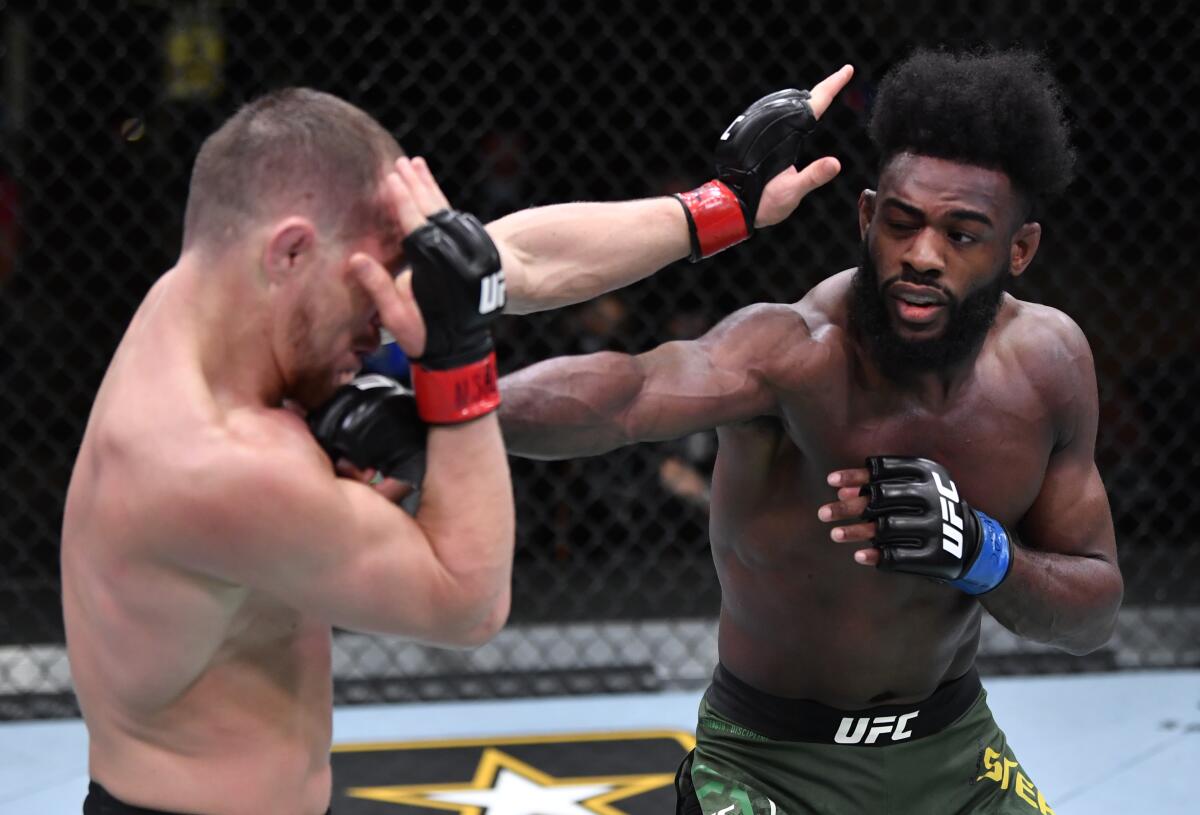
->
[424,767,614,815]
[346,746,675,814]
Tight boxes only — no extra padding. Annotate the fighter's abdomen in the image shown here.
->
[707,418,987,705]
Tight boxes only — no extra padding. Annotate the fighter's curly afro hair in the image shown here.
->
[868,48,1076,218]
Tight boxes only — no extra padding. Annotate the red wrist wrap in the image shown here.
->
[411,352,501,424]
[675,180,750,260]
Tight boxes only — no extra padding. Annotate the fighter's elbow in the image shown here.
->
[442,589,511,649]
[1057,569,1124,655]
[1058,622,1116,656]
[470,591,512,645]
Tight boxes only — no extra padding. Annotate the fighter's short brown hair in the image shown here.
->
[182,88,402,250]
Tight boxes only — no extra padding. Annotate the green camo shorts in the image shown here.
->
[676,674,1053,815]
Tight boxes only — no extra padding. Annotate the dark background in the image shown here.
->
[1,1,1197,711]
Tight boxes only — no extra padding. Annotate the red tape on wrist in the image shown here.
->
[411,352,501,424]
[677,180,749,259]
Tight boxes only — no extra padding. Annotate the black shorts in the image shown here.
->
[83,781,332,815]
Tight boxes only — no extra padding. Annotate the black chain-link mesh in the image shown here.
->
[2,1,1197,718]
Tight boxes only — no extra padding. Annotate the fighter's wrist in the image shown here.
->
[673,180,750,262]
[411,352,501,424]
[413,330,494,372]
[948,510,1014,595]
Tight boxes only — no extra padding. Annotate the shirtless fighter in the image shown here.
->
[500,49,1123,813]
[62,68,852,815]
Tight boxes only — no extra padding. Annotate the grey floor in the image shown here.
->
[1,669,1196,814]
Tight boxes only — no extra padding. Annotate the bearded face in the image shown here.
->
[850,239,1008,377]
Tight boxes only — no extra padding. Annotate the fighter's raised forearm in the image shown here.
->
[490,198,690,315]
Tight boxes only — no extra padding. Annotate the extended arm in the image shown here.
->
[390,67,852,315]
[488,197,691,314]
[500,303,816,459]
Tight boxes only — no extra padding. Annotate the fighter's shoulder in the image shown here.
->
[210,407,330,499]
[795,268,856,334]
[996,298,1097,422]
[164,408,332,540]
[1000,298,1095,373]
[702,300,815,345]
[703,270,858,349]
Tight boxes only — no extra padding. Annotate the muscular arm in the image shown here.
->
[171,413,514,647]
[980,319,1123,654]
[490,198,691,315]
[500,303,817,458]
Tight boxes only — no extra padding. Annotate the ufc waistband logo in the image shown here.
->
[478,270,506,315]
[834,711,919,744]
[934,472,964,559]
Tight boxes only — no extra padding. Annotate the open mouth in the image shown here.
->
[888,284,947,327]
[892,296,943,325]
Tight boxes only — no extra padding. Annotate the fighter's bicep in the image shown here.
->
[1019,451,1116,564]
[1018,314,1114,561]
[622,305,809,439]
[172,447,454,637]
[307,477,465,637]
[624,340,777,440]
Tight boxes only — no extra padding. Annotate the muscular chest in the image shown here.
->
[789,379,1054,524]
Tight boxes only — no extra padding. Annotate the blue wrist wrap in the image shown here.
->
[950,510,1013,595]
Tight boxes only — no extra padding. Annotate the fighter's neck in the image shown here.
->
[164,254,288,411]
[850,328,986,409]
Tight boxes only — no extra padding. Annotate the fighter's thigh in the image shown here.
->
[681,730,890,815]
[966,739,1056,814]
[889,697,1056,815]
[676,748,783,815]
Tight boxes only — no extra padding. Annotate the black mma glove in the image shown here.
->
[674,88,818,261]
[860,456,1015,595]
[307,374,427,488]
[405,208,505,423]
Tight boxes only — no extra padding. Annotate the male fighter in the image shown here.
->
[500,49,1122,813]
[62,67,851,815]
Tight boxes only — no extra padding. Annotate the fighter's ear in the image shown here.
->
[263,217,317,285]
[858,189,876,240]
[1009,221,1042,278]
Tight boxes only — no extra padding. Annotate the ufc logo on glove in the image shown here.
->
[478,270,506,315]
[862,456,1015,595]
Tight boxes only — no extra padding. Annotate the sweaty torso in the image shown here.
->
[709,272,1058,706]
[61,274,335,815]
